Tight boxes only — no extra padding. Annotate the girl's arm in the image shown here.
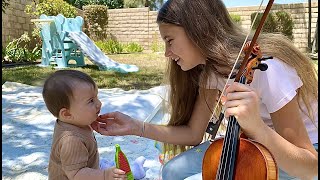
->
[143,88,219,145]
[95,88,219,146]
[255,96,318,179]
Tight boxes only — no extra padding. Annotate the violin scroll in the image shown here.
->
[243,41,273,84]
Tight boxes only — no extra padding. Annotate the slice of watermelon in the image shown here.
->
[115,144,134,180]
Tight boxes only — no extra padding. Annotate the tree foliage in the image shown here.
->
[251,11,294,40]
[64,0,164,10]
[146,0,165,11]
[64,0,124,9]
[25,0,77,18]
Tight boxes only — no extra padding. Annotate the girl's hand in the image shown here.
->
[104,167,127,179]
[91,111,142,136]
[224,82,266,138]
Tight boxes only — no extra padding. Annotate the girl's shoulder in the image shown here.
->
[255,57,300,81]
[250,57,303,113]
[264,57,293,71]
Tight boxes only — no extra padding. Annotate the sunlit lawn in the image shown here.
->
[2,53,168,90]
[2,53,318,90]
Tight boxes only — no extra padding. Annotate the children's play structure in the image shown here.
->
[31,14,139,73]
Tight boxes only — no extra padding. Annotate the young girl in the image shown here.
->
[93,0,318,179]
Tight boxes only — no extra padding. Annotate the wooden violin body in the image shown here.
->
[202,137,278,180]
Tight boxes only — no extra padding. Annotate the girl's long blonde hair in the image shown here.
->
[157,0,318,160]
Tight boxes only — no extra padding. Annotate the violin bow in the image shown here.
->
[234,0,275,82]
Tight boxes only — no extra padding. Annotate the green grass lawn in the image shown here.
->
[2,53,168,90]
[2,53,318,90]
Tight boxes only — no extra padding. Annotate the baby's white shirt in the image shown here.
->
[205,58,318,144]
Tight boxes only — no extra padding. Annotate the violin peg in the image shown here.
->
[252,63,268,71]
[258,63,268,71]
[230,73,237,79]
[258,56,273,61]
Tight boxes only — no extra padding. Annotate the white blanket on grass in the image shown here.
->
[2,81,169,180]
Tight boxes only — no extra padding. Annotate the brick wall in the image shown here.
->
[106,2,318,52]
[2,0,33,47]
[2,2,318,53]
[106,8,159,50]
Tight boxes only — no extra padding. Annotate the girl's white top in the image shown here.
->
[205,58,318,144]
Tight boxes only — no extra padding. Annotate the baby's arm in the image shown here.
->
[65,167,126,180]
[58,136,126,180]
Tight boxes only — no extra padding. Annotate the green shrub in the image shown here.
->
[124,0,144,8]
[95,40,106,51]
[95,39,124,54]
[230,14,241,24]
[73,0,98,9]
[102,0,124,9]
[68,0,124,9]
[3,32,42,64]
[25,0,77,18]
[124,42,144,53]
[151,32,165,52]
[151,41,165,53]
[123,0,162,10]
[251,11,294,40]
[251,12,277,33]
[95,40,144,54]
[275,11,294,40]
[83,5,108,40]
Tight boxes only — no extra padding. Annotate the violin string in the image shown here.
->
[219,76,246,180]
[228,117,236,180]
[217,116,234,179]
[216,115,230,178]
[217,117,228,179]
[209,0,264,124]
[223,116,233,179]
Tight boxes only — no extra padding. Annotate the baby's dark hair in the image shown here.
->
[42,70,96,118]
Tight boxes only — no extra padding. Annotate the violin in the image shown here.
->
[202,1,278,179]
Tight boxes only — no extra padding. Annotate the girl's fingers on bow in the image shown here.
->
[224,106,240,118]
[224,99,247,109]
[225,91,254,101]
[225,82,252,94]
[220,95,227,105]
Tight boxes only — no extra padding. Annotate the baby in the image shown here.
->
[42,70,126,180]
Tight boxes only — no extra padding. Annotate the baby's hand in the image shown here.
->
[104,167,127,179]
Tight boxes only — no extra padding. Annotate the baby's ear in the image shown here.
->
[59,108,73,121]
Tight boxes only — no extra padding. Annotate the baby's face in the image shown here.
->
[68,82,101,127]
